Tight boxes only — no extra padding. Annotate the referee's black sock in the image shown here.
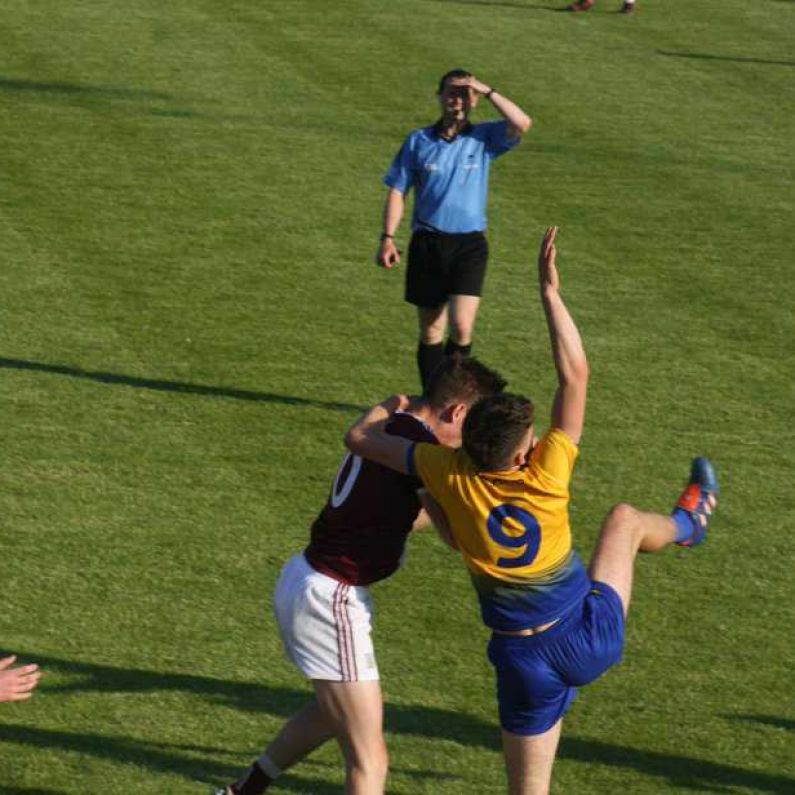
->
[417,341,445,395]
[444,339,472,358]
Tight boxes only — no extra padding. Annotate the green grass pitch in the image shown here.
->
[1,0,794,792]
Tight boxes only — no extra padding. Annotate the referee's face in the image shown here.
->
[439,80,476,120]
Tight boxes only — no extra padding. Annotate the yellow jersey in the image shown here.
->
[413,428,591,631]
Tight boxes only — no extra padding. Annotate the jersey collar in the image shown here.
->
[433,120,474,142]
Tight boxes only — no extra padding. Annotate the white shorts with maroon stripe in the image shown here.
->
[273,554,378,682]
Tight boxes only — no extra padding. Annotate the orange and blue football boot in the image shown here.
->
[673,457,719,547]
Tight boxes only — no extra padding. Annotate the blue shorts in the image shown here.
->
[487,581,625,736]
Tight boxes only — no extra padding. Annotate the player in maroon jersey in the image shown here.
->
[217,356,505,795]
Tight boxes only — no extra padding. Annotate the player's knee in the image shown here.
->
[377,744,389,779]
[347,742,388,783]
[603,502,640,535]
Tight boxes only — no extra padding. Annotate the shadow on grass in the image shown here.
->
[19,651,497,750]
[0,723,342,793]
[560,737,795,793]
[0,74,261,124]
[427,0,562,11]
[11,652,795,791]
[657,50,795,67]
[0,75,173,100]
[731,714,795,732]
[0,356,362,413]
[0,722,459,792]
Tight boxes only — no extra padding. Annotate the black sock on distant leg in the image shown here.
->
[444,339,472,357]
[232,761,273,795]
[417,341,445,394]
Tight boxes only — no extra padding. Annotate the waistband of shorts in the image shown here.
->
[492,618,560,637]
[412,228,485,239]
[489,601,584,648]
[298,553,372,593]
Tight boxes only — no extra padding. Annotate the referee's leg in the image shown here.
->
[447,293,481,349]
[445,232,487,355]
[416,305,447,393]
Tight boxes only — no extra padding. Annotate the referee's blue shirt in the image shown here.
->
[383,120,519,234]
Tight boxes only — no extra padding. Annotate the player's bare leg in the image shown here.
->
[502,719,562,795]
[447,293,481,348]
[262,699,335,771]
[588,503,677,614]
[314,679,388,795]
[589,458,719,615]
[218,700,335,794]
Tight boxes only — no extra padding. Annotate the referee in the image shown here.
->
[376,69,531,391]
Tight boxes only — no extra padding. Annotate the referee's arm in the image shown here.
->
[488,89,532,138]
[376,188,405,268]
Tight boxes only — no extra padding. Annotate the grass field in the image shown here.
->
[1,0,794,792]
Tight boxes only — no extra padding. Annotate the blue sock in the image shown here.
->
[672,508,697,543]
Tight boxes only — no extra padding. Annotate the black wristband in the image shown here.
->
[485,88,496,99]
[380,233,394,241]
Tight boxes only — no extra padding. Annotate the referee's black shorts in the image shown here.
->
[405,230,488,308]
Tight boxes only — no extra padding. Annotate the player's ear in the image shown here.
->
[449,402,468,425]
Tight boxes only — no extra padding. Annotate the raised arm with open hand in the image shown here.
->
[538,227,589,445]
[446,74,532,137]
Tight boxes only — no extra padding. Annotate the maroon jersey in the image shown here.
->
[304,412,438,586]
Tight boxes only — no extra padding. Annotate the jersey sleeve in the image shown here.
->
[529,428,578,489]
[383,135,416,194]
[484,120,520,159]
[411,442,458,495]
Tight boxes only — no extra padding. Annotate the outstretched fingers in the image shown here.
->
[0,660,41,702]
[538,226,560,290]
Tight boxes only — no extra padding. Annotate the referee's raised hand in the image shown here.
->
[446,73,492,99]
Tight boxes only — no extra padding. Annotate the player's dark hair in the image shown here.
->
[425,355,506,411]
[462,393,535,472]
[437,68,472,94]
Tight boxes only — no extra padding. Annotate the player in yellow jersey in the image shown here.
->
[345,227,719,794]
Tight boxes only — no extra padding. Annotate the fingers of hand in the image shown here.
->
[0,656,17,671]
[0,668,40,700]
[544,226,558,255]
[18,674,41,692]
[8,690,35,702]
[9,673,40,694]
